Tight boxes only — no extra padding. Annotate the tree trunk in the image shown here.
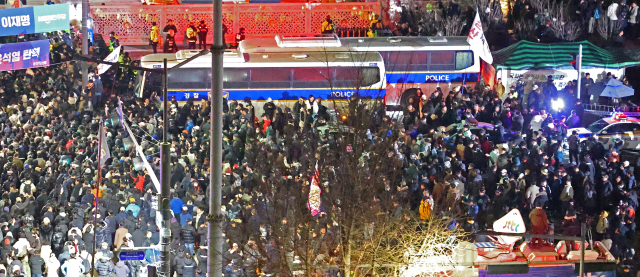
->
[343,219,355,277]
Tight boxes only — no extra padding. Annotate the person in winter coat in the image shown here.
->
[61,256,85,277]
[150,22,160,54]
[179,206,193,226]
[8,260,23,277]
[114,224,129,250]
[40,218,54,244]
[419,195,433,220]
[181,254,197,277]
[113,261,130,277]
[561,210,581,251]
[525,183,540,208]
[125,197,141,218]
[529,203,550,246]
[94,257,114,277]
[170,194,184,216]
[181,218,197,255]
[29,250,46,277]
[560,180,575,214]
[596,211,610,239]
[46,253,61,277]
[173,248,187,277]
[96,242,114,261]
[195,246,207,274]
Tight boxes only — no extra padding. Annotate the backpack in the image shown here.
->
[594,8,600,19]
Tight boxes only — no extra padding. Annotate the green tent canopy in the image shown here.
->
[492,41,640,70]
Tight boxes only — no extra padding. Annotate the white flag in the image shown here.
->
[467,11,493,64]
[97,46,122,75]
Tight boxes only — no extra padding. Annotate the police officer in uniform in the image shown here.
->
[235,28,246,48]
[186,22,198,49]
[109,32,120,52]
[164,29,178,53]
[321,15,335,34]
[197,20,208,49]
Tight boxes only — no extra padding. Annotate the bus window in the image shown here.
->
[142,71,163,96]
[429,51,455,71]
[292,67,332,88]
[168,68,210,89]
[334,67,380,87]
[386,52,429,72]
[223,68,250,89]
[455,51,474,70]
[250,68,292,89]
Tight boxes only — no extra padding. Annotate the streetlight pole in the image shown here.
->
[208,0,224,276]
[81,0,89,90]
[580,223,586,277]
[576,44,583,104]
[159,58,172,276]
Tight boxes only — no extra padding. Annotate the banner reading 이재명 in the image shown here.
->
[0,3,70,37]
[0,40,50,72]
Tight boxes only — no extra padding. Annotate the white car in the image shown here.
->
[567,113,640,150]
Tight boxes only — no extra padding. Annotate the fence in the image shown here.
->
[90,2,380,45]
[583,104,640,117]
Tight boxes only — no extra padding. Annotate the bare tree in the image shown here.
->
[417,11,441,36]
[596,17,623,39]
[437,15,466,36]
[356,216,469,277]
[545,2,582,41]
[514,19,537,41]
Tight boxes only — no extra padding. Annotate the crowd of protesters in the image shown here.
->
[0,23,639,277]
[400,75,639,275]
[393,0,640,46]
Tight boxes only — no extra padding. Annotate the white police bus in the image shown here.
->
[239,35,480,107]
[136,49,386,103]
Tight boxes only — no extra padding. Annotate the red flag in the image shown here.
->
[480,60,496,89]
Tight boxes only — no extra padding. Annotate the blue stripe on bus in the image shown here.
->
[386,72,479,84]
[164,88,386,102]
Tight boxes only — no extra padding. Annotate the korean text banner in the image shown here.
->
[33,4,70,33]
[0,6,34,36]
[0,3,69,37]
[0,40,50,72]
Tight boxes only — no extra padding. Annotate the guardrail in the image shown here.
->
[583,104,640,117]
[91,2,380,45]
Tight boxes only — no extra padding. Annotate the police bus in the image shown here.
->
[136,49,386,104]
[239,35,480,107]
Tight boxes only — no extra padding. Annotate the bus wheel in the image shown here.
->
[400,88,420,108]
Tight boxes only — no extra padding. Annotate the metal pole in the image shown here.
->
[579,223,586,277]
[576,44,583,104]
[91,118,104,277]
[159,58,172,277]
[81,0,89,91]
[208,0,224,275]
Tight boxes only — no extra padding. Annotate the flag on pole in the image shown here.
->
[116,99,128,138]
[307,162,322,216]
[98,118,111,169]
[467,10,493,64]
[96,46,122,75]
